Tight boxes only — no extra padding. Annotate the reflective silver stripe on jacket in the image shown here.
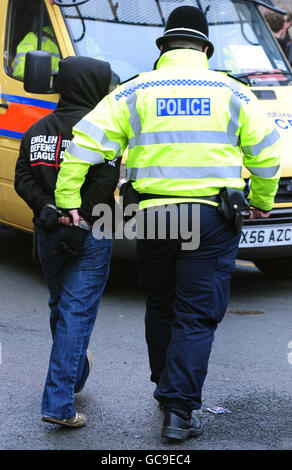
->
[127,165,242,180]
[14,52,26,58]
[242,128,280,156]
[127,86,242,149]
[67,142,105,164]
[12,52,26,66]
[245,165,280,178]
[227,93,242,147]
[74,119,121,156]
[129,130,236,148]
[125,80,142,136]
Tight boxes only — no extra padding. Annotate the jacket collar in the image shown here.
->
[155,49,209,70]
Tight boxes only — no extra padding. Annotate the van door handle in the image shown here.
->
[0,103,9,109]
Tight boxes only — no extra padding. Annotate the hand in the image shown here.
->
[283,16,292,31]
[69,209,80,227]
[249,208,271,221]
[35,205,59,231]
[278,17,292,38]
[58,208,80,227]
[58,215,72,226]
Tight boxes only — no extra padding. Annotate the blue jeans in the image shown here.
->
[136,204,241,412]
[38,226,112,419]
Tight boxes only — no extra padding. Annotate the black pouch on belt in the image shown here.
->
[119,180,140,222]
[217,187,250,233]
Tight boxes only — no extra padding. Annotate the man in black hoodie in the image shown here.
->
[15,56,121,428]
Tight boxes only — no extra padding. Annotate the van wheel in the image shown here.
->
[253,258,292,278]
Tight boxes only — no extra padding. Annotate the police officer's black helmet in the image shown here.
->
[156,6,214,59]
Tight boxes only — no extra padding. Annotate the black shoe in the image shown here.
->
[161,409,204,441]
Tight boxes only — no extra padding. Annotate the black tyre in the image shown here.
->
[253,257,292,278]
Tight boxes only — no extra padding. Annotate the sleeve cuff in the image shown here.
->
[55,195,82,209]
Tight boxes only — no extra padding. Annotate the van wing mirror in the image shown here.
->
[24,50,51,94]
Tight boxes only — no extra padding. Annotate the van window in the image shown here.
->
[5,0,61,81]
[61,0,292,86]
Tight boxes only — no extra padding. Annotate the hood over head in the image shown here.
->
[55,56,112,113]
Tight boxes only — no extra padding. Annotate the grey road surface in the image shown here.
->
[0,224,292,451]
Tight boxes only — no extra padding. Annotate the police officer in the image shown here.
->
[12,12,60,79]
[54,7,281,440]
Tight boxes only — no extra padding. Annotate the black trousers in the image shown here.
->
[136,204,240,412]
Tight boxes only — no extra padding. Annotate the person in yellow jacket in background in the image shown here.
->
[54,6,281,442]
[12,24,60,79]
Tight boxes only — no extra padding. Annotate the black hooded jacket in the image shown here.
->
[14,56,120,225]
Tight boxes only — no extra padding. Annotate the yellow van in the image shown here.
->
[1,0,292,276]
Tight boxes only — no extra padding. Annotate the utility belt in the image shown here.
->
[138,193,219,203]
[120,181,219,206]
[216,187,250,233]
[119,181,249,232]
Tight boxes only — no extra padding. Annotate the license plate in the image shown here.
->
[239,224,292,248]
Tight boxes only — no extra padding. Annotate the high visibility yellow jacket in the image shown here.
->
[55,49,281,212]
[12,26,60,79]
